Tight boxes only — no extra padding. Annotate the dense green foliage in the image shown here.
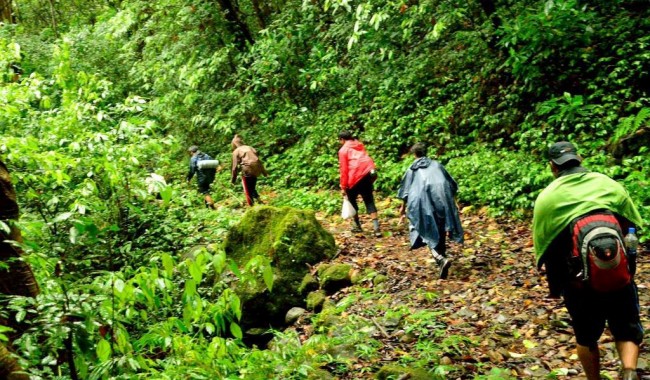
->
[1,0,649,378]
[6,0,650,213]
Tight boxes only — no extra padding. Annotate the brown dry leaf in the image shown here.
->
[310,207,649,379]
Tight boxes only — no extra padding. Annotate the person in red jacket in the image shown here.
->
[338,130,380,236]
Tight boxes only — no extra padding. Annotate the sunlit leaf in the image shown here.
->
[262,265,274,292]
[229,322,243,339]
[162,253,174,277]
[96,339,111,362]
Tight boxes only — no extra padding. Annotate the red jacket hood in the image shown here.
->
[343,140,365,151]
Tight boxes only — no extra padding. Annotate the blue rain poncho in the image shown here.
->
[398,157,464,249]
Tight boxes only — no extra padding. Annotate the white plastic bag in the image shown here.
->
[341,198,356,219]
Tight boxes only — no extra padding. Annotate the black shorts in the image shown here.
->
[563,282,643,346]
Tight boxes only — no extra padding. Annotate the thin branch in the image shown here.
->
[371,317,391,339]
[47,0,58,37]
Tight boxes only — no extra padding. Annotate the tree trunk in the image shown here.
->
[0,344,30,380]
[0,0,15,23]
[215,0,254,49]
[250,0,268,29]
[47,0,59,37]
[0,159,39,379]
[0,160,39,298]
[477,0,502,50]
[477,0,500,28]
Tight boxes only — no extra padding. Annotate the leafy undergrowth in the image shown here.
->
[291,202,650,379]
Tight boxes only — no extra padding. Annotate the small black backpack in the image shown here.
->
[197,152,217,182]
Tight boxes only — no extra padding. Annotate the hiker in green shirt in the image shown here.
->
[532,142,643,380]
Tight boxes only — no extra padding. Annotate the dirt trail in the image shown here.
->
[317,208,649,379]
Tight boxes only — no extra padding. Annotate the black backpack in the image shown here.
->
[569,211,631,292]
[197,153,216,182]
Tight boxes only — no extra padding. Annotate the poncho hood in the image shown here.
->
[410,157,432,170]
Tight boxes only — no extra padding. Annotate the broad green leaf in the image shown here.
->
[227,259,242,278]
[161,253,174,277]
[214,314,225,334]
[212,251,226,274]
[0,221,10,235]
[160,186,172,204]
[0,325,15,342]
[188,261,202,283]
[15,309,26,322]
[230,294,241,321]
[69,226,79,244]
[229,322,243,339]
[262,266,274,292]
[96,339,111,361]
[184,279,196,298]
[54,212,73,223]
[113,278,125,293]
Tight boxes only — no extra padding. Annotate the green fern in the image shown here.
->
[613,108,650,143]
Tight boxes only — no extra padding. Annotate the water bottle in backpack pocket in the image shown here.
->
[624,227,638,277]
[569,211,631,292]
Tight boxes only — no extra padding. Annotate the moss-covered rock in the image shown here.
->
[315,310,340,329]
[316,263,331,277]
[306,290,327,312]
[321,298,336,311]
[318,263,352,293]
[373,274,388,286]
[298,273,319,294]
[223,206,336,328]
[325,343,356,361]
[375,365,435,380]
[307,368,335,380]
[285,307,307,324]
[350,268,365,284]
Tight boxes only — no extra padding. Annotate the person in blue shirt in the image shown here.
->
[186,145,216,209]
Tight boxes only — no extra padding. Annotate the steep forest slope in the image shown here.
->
[6,0,650,215]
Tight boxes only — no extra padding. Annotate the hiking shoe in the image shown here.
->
[351,225,362,233]
[622,369,639,380]
[373,228,382,237]
[438,258,451,279]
